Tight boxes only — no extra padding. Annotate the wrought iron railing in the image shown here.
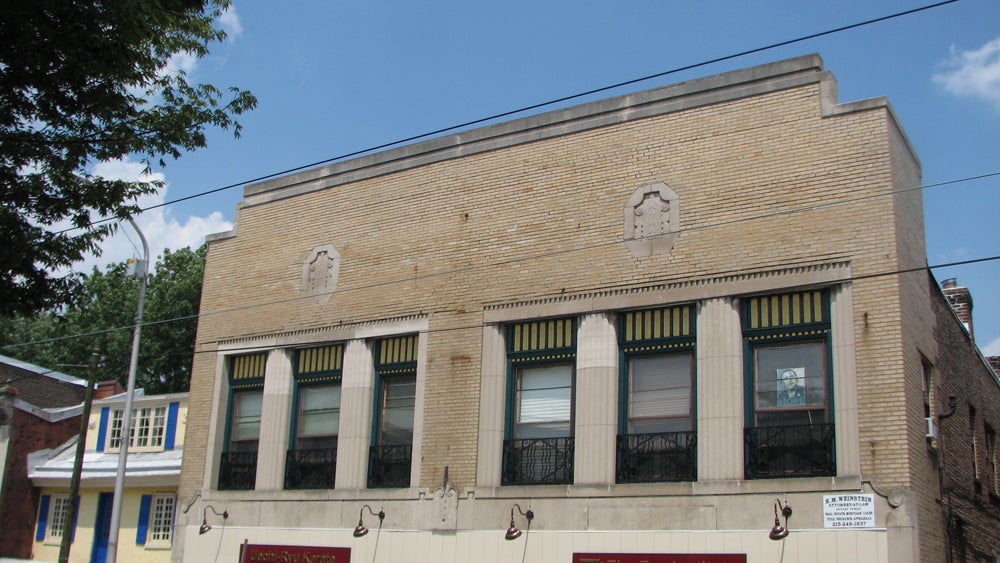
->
[285,446,337,490]
[744,423,835,479]
[367,444,411,488]
[616,431,697,483]
[218,450,258,490]
[502,437,574,485]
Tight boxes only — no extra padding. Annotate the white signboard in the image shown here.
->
[823,494,875,528]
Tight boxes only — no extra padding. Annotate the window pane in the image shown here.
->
[516,364,571,438]
[233,391,263,442]
[628,354,692,433]
[754,341,827,423]
[380,378,415,445]
[298,385,340,438]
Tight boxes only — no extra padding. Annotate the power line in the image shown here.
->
[4,171,997,352]
[56,0,961,233]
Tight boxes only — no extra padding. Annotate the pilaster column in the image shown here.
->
[574,312,618,485]
[256,348,294,490]
[476,324,507,488]
[337,339,374,489]
[696,297,744,480]
[831,283,861,476]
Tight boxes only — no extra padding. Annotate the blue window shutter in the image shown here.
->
[96,407,110,452]
[36,495,50,541]
[165,402,180,450]
[136,495,152,545]
[69,496,80,542]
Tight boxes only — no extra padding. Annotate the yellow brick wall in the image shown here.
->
[180,78,917,506]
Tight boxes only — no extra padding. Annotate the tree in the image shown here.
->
[0,1,255,316]
[0,247,205,394]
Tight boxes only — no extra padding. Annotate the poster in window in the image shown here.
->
[777,367,806,406]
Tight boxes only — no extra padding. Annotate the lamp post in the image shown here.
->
[106,217,149,563]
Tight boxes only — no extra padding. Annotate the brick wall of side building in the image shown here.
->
[931,275,1000,562]
[0,409,80,558]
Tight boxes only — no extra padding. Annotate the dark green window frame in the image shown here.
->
[618,305,697,435]
[289,344,344,449]
[742,289,836,479]
[368,335,418,488]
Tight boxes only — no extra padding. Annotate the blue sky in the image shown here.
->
[86,0,1000,355]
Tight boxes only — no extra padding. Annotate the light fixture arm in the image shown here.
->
[768,498,792,541]
[199,505,229,535]
[353,504,385,538]
[504,503,535,540]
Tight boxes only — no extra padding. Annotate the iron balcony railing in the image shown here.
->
[502,437,574,486]
[218,450,258,491]
[744,423,835,479]
[367,444,412,488]
[616,431,697,483]
[285,445,337,490]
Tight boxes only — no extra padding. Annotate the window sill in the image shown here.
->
[208,486,427,501]
[474,474,862,499]
[144,542,172,550]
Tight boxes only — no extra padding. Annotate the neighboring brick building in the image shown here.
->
[930,278,1000,562]
[174,55,1000,562]
[0,355,86,559]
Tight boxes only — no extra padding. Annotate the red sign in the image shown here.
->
[573,555,746,563]
[239,544,351,563]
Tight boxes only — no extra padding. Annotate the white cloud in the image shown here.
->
[165,51,199,76]
[933,37,1000,111]
[984,335,1000,357]
[56,159,232,275]
[218,5,243,39]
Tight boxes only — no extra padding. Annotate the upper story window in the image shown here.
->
[218,352,266,491]
[503,318,576,486]
[617,305,697,483]
[286,344,343,490]
[368,335,418,488]
[108,406,166,451]
[986,424,998,498]
[742,290,835,479]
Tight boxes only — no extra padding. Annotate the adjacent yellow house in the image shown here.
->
[28,391,187,563]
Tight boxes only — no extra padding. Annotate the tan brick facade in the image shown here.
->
[175,55,1000,562]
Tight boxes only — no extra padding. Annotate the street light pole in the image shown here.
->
[106,217,149,563]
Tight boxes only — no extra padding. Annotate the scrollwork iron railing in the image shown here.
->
[502,437,574,485]
[218,450,258,490]
[744,423,835,479]
[285,446,337,490]
[616,431,697,483]
[367,444,411,488]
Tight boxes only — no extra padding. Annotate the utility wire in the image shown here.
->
[6,170,997,350]
[57,0,961,231]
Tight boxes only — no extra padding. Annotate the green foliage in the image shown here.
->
[0,0,255,316]
[0,247,206,394]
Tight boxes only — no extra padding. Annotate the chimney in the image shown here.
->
[988,356,1000,380]
[941,278,973,341]
[94,380,125,399]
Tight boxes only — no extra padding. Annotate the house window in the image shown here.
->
[219,352,266,490]
[108,406,167,450]
[617,306,696,483]
[45,495,72,543]
[148,494,175,546]
[368,335,417,488]
[743,290,835,479]
[502,318,576,486]
[286,344,343,490]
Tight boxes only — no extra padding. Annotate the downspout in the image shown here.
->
[937,396,958,563]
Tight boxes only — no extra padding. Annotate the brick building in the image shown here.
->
[174,55,999,562]
[0,355,86,559]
